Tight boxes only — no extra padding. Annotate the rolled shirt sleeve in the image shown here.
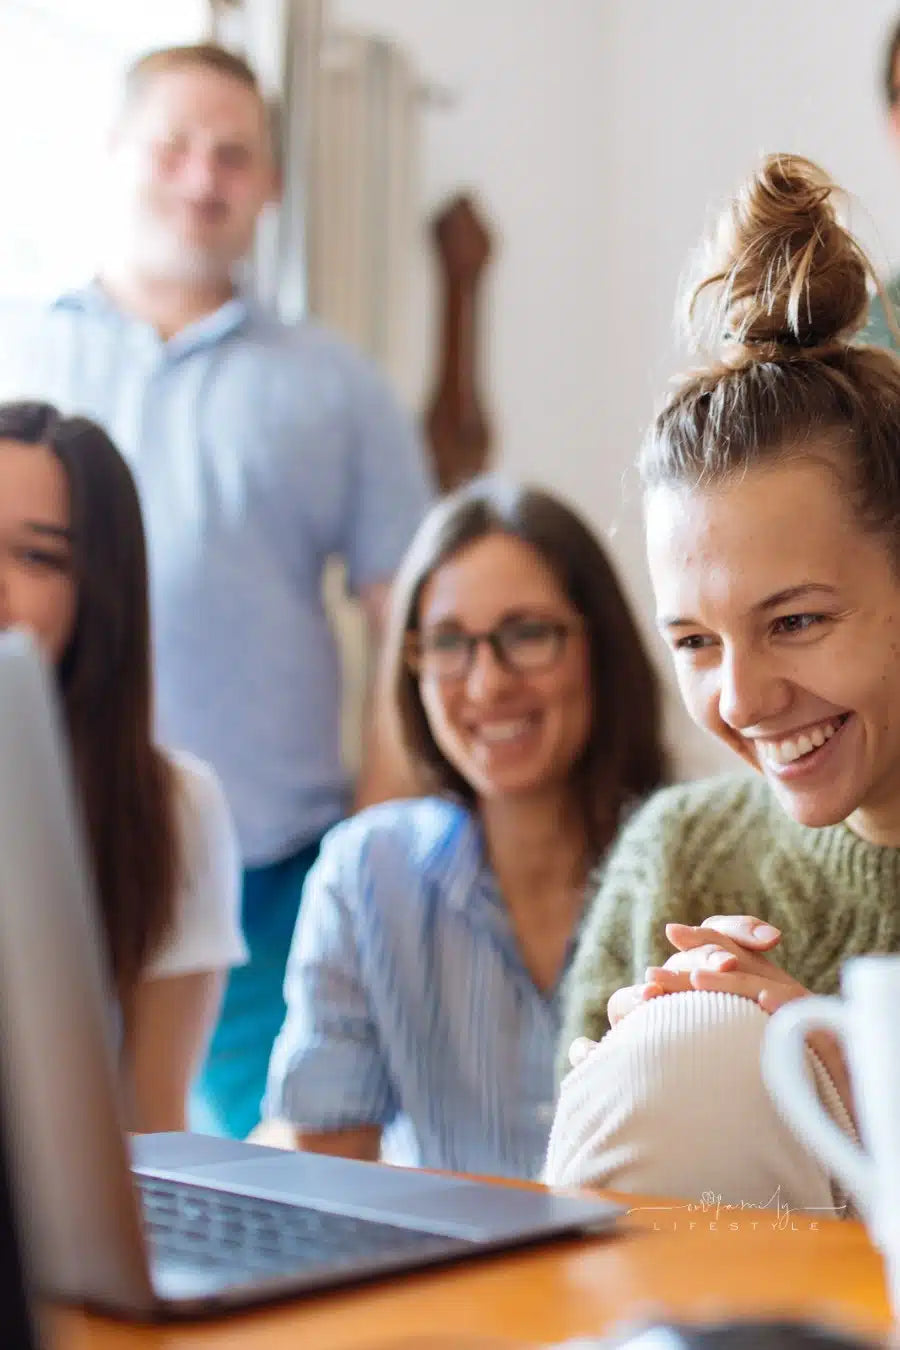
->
[263,828,399,1130]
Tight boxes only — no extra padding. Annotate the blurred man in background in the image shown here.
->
[0,43,433,1137]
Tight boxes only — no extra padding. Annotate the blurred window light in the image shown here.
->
[0,0,210,298]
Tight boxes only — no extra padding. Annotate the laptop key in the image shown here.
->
[137,1175,466,1280]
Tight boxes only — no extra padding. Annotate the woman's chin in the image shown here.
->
[768,777,856,831]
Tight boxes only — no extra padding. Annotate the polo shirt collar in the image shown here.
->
[51,279,252,354]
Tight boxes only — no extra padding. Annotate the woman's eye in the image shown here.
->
[428,631,466,653]
[16,547,68,571]
[504,620,553,643]
[772,613,827,636]
[674,633,715,651]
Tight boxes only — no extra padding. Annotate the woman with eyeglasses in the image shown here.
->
[260,476,667,1177]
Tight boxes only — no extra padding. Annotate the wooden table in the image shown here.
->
[49,1189,892,1349]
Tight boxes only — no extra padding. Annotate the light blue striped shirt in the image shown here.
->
[0,286,433,863]
[264,797,577,1179]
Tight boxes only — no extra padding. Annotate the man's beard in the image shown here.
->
[130,219,241,286]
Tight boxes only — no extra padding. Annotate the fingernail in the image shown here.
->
[709,949,734,969]
[753,923,781,940]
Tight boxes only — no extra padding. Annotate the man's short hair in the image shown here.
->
[123,42,261,108]
[120,42,279,163]
[884,16,900,108]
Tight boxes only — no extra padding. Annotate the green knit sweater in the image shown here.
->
[559,774,900,1064]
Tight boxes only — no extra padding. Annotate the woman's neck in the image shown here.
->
[478,790,591,995]
[846,774,900,847]
[479,790,590,916]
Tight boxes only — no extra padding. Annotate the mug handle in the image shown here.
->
[761,996,873,1210]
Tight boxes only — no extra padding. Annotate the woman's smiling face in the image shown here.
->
[0,439,76,663]
[647,451,900,845]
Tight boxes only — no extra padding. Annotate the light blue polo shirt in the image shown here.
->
[0,287,433,864]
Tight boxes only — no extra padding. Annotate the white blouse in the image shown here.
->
[143,752,248,980]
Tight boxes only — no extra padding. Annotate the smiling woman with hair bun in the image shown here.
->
[548,153,900,1211]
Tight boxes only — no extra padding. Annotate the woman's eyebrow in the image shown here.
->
[658,583,839,631]
[22,521,73,541]
[754,582,838,612]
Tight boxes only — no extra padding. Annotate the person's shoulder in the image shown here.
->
[143,751,244,980]
[606,772,774,885]
[317,797,474,892]
[249,307,376,372]
[164,750,236,861]
[167,749,228,814]
[621,772,768,837]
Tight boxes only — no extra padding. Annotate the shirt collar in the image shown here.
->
[421,803,487,916]
[51,279,252,353]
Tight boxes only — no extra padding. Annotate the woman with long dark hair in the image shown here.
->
[262,476,667,1177]
[0,401,246,1130]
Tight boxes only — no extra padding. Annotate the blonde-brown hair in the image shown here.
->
[123,42,260,106]
[641,153,900,545]
[119,42,278,164]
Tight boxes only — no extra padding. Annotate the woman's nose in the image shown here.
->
[717,645,789,732]
[464,637,512,700]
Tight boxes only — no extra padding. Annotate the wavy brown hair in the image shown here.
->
[384,478,669,867]
[641,153,900,548]
[0,402,179,1004]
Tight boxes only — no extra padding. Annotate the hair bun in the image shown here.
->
[688,153,871,359]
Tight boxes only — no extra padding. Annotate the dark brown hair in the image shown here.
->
[385,478,669,865]
[641,153,900,550]
[0,403,179,1002]
[884,16,900,107]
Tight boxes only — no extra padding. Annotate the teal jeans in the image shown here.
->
[190,835,324,1139]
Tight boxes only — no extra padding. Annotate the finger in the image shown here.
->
[644,967,693,992]
[665,923,745,959]
[608,982,663,1026]
[653,944,737,975]
[568,1036,598,1068]
[757,985,806,1016]
[689,968,799,1003]
[700,915,782,949]
[607,984,646,1026]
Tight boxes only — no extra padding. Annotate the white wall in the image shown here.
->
[334,0,900,777]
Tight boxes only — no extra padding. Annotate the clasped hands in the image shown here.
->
[569,914,809,1068]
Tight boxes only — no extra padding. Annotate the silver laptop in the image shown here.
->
[0,629,620,1320]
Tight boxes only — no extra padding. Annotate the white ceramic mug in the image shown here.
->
[762,954,900,1299]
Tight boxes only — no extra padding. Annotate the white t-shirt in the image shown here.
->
[142,752,248,981]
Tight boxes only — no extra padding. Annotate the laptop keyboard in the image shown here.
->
[137,1175,466,1281]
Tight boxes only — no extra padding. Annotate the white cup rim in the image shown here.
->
[842,952,900,994]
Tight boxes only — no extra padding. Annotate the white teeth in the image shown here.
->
[758,717,844,767]
[478,719,532,743]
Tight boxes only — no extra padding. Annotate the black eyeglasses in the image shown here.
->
[407,616,580,681]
